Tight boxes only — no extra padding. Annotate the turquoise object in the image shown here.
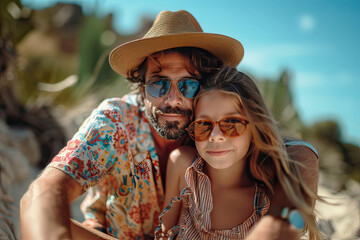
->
[288,210,305,229]
[280,207,289,218]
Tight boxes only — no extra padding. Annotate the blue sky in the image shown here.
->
[21,0,360,145]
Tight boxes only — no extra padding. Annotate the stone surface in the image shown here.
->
[315,176,360,239]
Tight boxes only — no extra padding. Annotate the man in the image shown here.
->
[20,10,318,240]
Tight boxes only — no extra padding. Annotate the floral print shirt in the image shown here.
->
[50,94,163,239]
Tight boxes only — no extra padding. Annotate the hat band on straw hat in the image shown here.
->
[109,10,244,77]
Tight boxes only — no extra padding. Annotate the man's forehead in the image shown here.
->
[145,51,196,76]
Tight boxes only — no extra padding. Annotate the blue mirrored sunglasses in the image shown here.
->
[144,78,200,99]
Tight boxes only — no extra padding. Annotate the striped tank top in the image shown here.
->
[155,155,270,239]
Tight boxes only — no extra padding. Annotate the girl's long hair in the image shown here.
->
[194,66,321,239]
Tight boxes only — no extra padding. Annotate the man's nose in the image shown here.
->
[165,83,182,107]
[208,124,225,142]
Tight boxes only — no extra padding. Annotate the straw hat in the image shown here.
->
[109,10,244,77]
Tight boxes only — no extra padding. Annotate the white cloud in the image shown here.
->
[299,14,315,31]
[241,51,268,73]
[295,71,356,88]
[295,72,326,87]
[241,43,317,75]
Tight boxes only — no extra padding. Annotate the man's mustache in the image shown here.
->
[155,106,192,116]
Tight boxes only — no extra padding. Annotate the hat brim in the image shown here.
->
[109,33,244,77]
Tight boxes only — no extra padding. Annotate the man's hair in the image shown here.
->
[194,66,321,240]
[128,47,223,83]
[127,47,223,107]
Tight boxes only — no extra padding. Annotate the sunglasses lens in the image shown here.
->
[188,120,213,141]
[146,80,170,98]
[219,118,247,136]
[178,79,200,99]
[187,118,248,141]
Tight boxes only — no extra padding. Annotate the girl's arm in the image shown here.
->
[161,146,197,233]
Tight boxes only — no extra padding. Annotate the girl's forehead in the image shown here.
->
[195,90,245,118]
[196,89,242,107]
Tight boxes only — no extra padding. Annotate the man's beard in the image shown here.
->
[146,106,193,140]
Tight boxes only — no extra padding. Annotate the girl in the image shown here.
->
[155,66,321,239]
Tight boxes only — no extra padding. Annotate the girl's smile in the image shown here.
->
[206,149,232,157]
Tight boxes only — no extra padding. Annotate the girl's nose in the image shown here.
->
[208,124,225,142]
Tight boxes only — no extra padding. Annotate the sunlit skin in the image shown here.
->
[143,52,198,140]
[194,90,253,171]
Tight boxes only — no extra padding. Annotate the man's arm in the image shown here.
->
[160,146,197,233]
[20,167,83,240]
[287,144,319,195]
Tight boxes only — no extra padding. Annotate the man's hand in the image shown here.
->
[70,219,118,240]
[246,216,301,240]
